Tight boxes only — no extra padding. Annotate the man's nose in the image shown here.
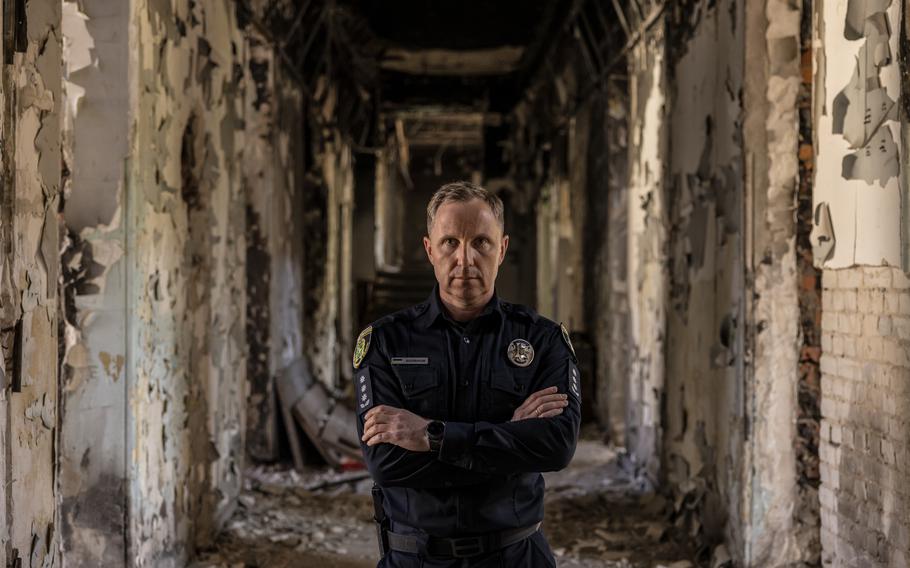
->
[457,242,474,266]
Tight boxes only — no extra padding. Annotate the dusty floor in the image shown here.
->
[193,429,696,568]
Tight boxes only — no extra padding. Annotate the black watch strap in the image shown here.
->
[426,420,445,454]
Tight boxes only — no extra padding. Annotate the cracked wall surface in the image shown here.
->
[620,1,808,563]
[816,2,910,567]
[242,30,307,462]
[662,1,749,560]
[53,0,317,563]
[603,87,631,443]
[10,2,910,567]
[128,1,249,564]
[815,0,903,268]
[742,0,810,564]
[819,267,910,567]
[0,0,62,566]
[59,0,130,565]
[304,130,353,391]
[625,24,668,484]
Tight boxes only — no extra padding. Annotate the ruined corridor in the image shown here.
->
[0,0,909,566]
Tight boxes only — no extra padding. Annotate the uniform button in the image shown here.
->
[463,336,470,344]
[461,381,468,387]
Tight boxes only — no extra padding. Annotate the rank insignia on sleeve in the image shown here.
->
[568,362,581,400]
[560,323,577,362]
[356,367,374,414]
[507,339,535,368]
[353,326,372,369]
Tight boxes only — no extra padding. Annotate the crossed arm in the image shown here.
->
[356,333,581,487]
[362,385,569,450]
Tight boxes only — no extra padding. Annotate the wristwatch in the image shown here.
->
[426,420,445,454]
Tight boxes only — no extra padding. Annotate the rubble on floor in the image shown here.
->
[194,431,696,567]
[191,464,377,568]
[542,433,696,567]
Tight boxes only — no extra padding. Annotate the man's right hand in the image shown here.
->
[511,386,568,421]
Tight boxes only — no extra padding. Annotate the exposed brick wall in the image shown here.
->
[820,266,910,567]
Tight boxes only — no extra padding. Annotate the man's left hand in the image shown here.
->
[362,405,430,451]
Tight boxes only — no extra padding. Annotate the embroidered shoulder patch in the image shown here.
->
[356,367,374,415]
[353,326,372,369]
[560,323,577,363]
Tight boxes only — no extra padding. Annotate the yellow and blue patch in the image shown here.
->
[353,325,372,369]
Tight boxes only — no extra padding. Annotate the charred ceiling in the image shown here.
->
[354,0,555,50]
[237,0,382,145]
[346,0,576,114]
[236,1,630,147]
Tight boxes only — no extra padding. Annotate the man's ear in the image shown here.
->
[423,236,434,265]
[498,235,510,265]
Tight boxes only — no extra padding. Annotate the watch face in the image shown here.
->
[427,421,445,438]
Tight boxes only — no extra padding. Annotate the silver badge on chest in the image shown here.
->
[507,339,535,368]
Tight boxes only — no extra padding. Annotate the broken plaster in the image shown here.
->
[815,0,903,268]
[811,202,836,262]
[2,0,64,565]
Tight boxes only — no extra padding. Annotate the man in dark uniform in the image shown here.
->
[353,181,581,566]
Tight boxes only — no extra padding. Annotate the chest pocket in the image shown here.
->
[395,367,445,418]
[481,368,532,422]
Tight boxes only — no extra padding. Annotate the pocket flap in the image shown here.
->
[398,369,440,396]
[490,370,525,396]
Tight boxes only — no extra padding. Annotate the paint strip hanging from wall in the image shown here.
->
[815,0,904,268]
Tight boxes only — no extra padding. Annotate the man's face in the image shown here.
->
[423,198,509,308]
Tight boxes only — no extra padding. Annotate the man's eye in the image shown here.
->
[475,238,490,248]
[444,238,458,247]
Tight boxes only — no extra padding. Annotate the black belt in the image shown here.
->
[386,522,541,558]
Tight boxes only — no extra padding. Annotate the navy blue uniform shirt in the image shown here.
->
[354,286,581,537]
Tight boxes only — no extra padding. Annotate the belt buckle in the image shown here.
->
[449,535,484,558]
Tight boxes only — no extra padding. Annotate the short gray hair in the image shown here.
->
[426,181,504,235]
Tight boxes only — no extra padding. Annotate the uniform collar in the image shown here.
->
[417,284,503,330]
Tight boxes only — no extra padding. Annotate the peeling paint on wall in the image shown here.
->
[0,0,63,565]
[833,1,899,187]
[794,0,823,560]
[243,33,307,461]
[59,0,129,563]
[626,25,668,486]
[305,135,354,391]
[815,0,903,268]
[662,0,748,559]
[741,0,806,563]
[128,0,249,564]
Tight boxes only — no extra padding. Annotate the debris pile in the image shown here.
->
[276,358,363,469]
[192,465,376,568]
[197,431,699,567]
[542,434,696,567]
